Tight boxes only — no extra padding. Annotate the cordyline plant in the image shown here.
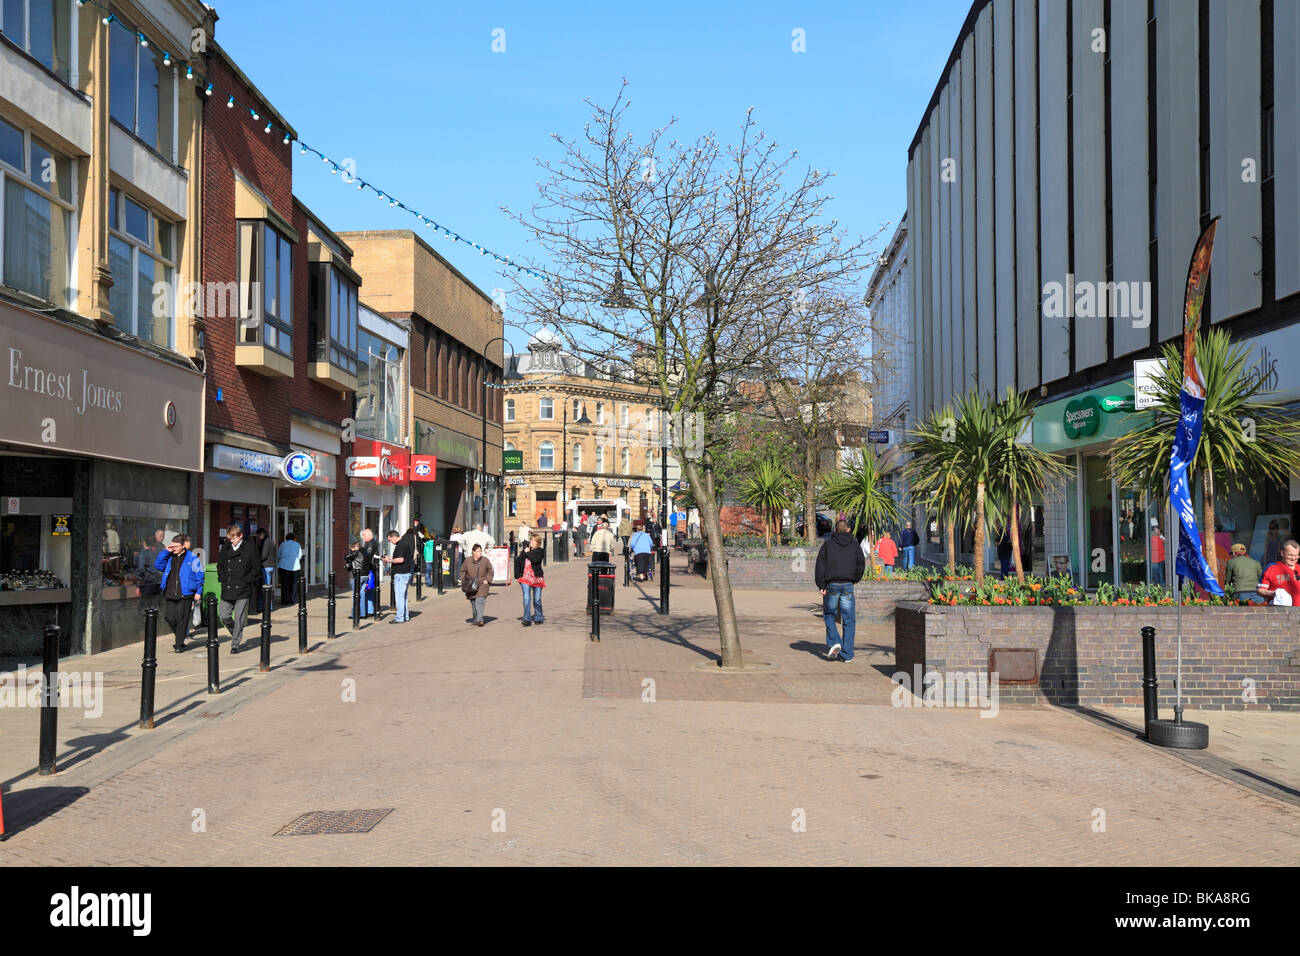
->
[904,402,967,572]
[741,456,793,556]
[506,83,879,667]
[821,446,902,541]
[1110,327,1300,580]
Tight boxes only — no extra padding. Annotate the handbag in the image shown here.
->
[520,559,545,589]
[461,564,480,596]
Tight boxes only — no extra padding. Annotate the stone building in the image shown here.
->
[502,332,673,533]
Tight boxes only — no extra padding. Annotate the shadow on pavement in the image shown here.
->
[0,785,90,840]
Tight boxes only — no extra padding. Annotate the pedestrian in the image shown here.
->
[537,512,549,529]
[859,531,874,574]
[344,540,375,616]
[155,533,203,652]
[876,531,898,576]
[517,518,531,547]
[1258,538,1300,606]
[899,520,920,570]
[256,527,276,612]
[816,519,865,662]
[589,518,617,563]
[462,523,493,557]
[1150,525,1166,586]
[423,533,437,588]
[461,542,495,626]
[515,533,546,626]
[645,515,662,547]
[359,528,381,614]
[217,524,261,654]
[277,532,303,606]
[1224,543,1263,604]
[629,525,654,580]
[996,527,1014,579]
[381,529,414,623]
[688,507,700,539]
[574,513,587,556]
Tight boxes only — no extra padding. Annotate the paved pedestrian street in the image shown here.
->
[2,559,1298,866]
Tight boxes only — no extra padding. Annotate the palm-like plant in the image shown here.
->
[822,446,903,541]
[946,390,1006,586]
[904,403,967,572]
[741,456,794,556]
[987,388,1072,582]
[1111,327,1300,579]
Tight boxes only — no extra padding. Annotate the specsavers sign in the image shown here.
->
[2,299,204,471]
[1033,380,1149,453]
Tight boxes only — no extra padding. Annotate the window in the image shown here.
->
[108,14,175,158]
[539,397,554,420]
[1,117,73,308]
[621,404,629,426]
[355,328,402,443]
[237,220,293,356]
[621,447,630,475]
[505,398,515,422]
[596,402,605,425]
[572,398,581,420]
[0,0,72,82]
[595,446,605,473]
[107,187,173,346]
[308,262,357,374]
[539,441,554,471]
[572,443,582,471]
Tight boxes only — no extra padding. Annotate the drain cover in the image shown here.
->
[274,809,393,836]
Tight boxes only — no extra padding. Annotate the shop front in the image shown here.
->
[414,422,475,537]
[203,441,280,563]
[0,299,204,657]
[345,437,415,565]
[277,448,338,587]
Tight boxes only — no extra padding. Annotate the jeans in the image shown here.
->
[352,578,375,616]
[257,567,274,610]
[519,582,544,622]
[393,572,411,622]
[1151,563,1165,586]
[902,545,916,570]
[823,582,856,661]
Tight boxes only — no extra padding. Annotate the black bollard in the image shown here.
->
[260,583,272,673]
[328,572,337,638]
[389,571,396,615]
[658,546,670,615]
[624,548,631,587]
[38,624,59,775]
[298,569,308,654]
[1141,625,1158,736]
[206,594,220,695]
[351,569,361,630]
[140,607,159,729]
[589,568,601,643]
[415,559,423,601]
[435,544,445,595]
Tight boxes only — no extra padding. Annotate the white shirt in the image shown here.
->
[462,528,493,553]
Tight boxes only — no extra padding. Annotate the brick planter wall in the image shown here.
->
[895,603,1300,710]
[711,551,928,620]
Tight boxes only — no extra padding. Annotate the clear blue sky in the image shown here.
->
[210,0,970,351]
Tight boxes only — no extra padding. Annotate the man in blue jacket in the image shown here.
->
[155,533,204,652]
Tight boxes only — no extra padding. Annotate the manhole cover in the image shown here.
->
[274,809,393,836]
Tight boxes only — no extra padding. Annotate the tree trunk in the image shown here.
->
[1202,465,1219,583]
[945,515,955,573]
[1010,495,1025,583]
[804,447,817,547]
[764,507,772,557]
[684,454,743,668]
[973,481,987,586]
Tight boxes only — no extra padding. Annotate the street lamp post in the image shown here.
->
[479,336,514,538]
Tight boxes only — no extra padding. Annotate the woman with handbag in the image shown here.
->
[515,534,546,626]
[460,543,495,627]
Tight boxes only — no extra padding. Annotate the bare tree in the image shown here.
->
[506,84,874,668]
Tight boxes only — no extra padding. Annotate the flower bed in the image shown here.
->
[928,575,1262,608]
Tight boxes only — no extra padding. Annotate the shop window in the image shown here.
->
[101,513,189,598]
[108,187,174,347]
[1,0,73,83]
[1,116,73,308]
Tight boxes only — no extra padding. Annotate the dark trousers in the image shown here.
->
[164,596,191,650]
[279,568,298,606]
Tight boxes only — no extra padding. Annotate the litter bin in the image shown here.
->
[201,563,222,625]
[587,561,615,614]
[674,531,686,549]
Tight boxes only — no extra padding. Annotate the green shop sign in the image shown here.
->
[1099,395,1136,413]
[1063,396,1101,439]
[503,449,523,472]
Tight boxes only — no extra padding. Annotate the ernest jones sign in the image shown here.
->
[1,300,204,471]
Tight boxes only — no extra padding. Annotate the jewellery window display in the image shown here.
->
[1,512,72,604]
[102,514,190,600]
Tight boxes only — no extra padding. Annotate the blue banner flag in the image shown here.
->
[1169,392,1223,596]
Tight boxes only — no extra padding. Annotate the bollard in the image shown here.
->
[435,544,445,595]
[140,607,159,729]
[260,583,272,673]
[298,568,308,654]
[328,572,337,638]
[589,568,601,643]
[624,549,631,587]
[206,594,220,695]
[38,624,59,774]
[658,546,670,615]
[389,571,396,615]
[415,561,423,601]
[351,569,361,630]
[1141,625,1158,736]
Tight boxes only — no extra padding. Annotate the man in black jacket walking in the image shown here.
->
[218,524,263,653]
[814,519,866,662]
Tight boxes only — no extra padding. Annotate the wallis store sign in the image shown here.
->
[1,300,204,472]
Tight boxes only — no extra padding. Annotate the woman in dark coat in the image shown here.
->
[461,543,495,626]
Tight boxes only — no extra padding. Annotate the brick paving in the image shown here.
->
[1,557,1298,865]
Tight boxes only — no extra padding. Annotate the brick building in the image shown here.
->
[197,40,357,587]
[340,231,503,540]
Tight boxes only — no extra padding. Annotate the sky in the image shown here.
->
[209,0,971,353]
